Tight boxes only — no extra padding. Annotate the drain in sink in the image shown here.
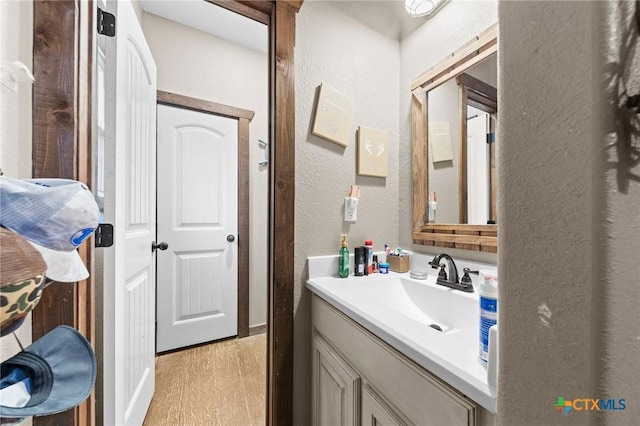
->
[429,323,443,332]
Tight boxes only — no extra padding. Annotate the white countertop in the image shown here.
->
[306,253,498,413]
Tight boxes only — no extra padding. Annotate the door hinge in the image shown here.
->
[486,132,495,144]
[95,223,114,247]
[97,8,116,37]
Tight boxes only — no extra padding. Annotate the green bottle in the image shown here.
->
[339,234,349,278]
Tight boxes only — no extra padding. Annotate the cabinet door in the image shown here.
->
[361,385,412,426]
[313,335,360,426]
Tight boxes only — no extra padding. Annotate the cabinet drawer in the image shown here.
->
[313,295,478,426]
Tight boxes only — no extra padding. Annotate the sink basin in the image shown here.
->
[338,275,477,334]
[363,276,475,333]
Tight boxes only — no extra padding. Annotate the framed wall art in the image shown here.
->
[357,126,388,177]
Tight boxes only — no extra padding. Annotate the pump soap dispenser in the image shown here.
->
[339,234,349,278]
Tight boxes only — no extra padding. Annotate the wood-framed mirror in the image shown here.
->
[411,24,498,253]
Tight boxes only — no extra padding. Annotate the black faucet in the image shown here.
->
[428,253,474,292]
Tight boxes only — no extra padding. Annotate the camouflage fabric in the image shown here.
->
[0,275,45,334]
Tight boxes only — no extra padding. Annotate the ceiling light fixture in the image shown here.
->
[404,0,450,18]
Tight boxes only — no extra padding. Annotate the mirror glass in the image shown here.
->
[427,54,497,224]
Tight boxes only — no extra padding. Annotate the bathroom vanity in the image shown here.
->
[307,255,497,426]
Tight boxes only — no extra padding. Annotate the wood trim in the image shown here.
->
[420,46,496,94]
[281,1,304,12]
[412,89,427,230]
[237,117,251,338]
[268,2,297,425]
[489,117,497,223]
[411,23,498,91]
[411,24,498,253]
[157,90,255,121]
[420,224,497,233]
[467,92,497,113]
[156,92,253,339]
[413,228,497,253]
[459,72,498,113]
[33,0,77,180]
[32,1,94,425]
[209,0,302,20]
[456,73,497,102]
[249,323,268,336]
[75,1,95,424]
[458,85,468,224]
[206,0,272,25]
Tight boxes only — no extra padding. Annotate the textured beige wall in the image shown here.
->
[294,2,400,423]
[0,0,33,363]
[0,4,33,424]
[597,4,640,423]
[399,0,498,264]
[0,0,32,180]
[499,1,594,421]
[499,1,640,423]
[141,12,269,328]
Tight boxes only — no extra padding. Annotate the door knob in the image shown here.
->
[152,241,169,252]
[227,235,235,242]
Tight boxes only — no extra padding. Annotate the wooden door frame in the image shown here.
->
[455,73,497,225]
[32,1,301,425]
[156,89,254,340]
[32,1,94,425]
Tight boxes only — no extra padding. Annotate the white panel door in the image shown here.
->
[102,0,157,424]
[466,105,490,225]
[156,104,238,352]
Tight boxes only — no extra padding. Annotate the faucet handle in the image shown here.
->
[437,264,448,281]
[460,268,478,291]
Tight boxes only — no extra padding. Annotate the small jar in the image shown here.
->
[379,262,390,274]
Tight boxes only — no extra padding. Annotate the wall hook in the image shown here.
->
[258,139,268,166]
[0,61,35,92]
[626,94,640,114]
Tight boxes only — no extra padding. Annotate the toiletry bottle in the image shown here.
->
[428,192,437,223]
[339,234,349,278]
[479,274,498,364]
[354,247,366,276]
[372,255,379,273]
[364,240,373,275]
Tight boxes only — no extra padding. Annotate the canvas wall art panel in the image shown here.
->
[311,84,355,147]
[357,126,388,177]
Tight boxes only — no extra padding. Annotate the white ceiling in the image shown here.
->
[138,0,268,53]
[139,1,428,52]
[324,0,429,40]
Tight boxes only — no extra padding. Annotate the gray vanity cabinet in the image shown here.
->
[313,334,361,425]
[311,295,496,426]
[361,384,409,426]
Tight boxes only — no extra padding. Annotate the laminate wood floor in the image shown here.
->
[143,334,266,426]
